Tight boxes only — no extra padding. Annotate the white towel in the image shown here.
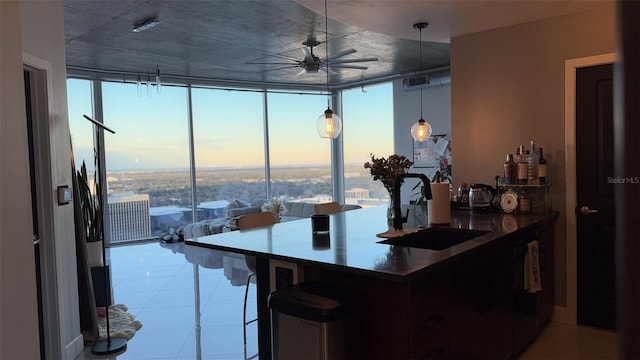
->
[525,241,542,293]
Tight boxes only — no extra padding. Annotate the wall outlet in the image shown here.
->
[269,260,303,292]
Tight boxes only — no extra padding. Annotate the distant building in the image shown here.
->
[345,188,369,200]
[149,205,192,236]
[108,193,152,243]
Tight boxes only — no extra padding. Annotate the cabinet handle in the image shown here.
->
[417,315,444,331]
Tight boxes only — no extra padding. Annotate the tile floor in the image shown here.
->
[80,240,258,360]
[78,240,617,360]
[519,322,617,359]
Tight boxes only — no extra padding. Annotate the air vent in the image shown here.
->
[402,68,451,91]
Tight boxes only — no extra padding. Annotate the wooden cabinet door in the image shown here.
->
[538,220,555,325]
[449,240,513,359]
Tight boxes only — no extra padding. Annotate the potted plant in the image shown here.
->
[77,153,104,267]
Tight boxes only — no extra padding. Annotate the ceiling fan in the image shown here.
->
[247,39,378,76]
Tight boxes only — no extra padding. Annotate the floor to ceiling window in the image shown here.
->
[191,87,266,223]
[67,78,95,173]
[67,76,394,243]
[101,82,191,242]
[342,83,394,206]
[267,92,331,202]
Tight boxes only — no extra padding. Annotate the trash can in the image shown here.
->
[268,282,362,360]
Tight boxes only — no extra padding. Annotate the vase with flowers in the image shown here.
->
[364,153,414,228]
[261,197,287,222]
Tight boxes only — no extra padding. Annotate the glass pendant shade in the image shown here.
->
[411,118,432,142]
[316,108,342,139]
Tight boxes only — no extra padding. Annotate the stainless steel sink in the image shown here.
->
[378,227,490,250]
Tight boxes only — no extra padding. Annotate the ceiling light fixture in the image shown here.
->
[155,65,162,94]
[146,72,152,98]
[315,0,342,139]
[410,22,433,142]
[132,17,159,33]
[137,74,142,97]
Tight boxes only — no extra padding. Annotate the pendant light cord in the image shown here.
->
[325,0,330,108]
[419,25,423,119]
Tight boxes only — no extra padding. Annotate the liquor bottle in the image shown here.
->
[519,188,531,213]
[538,147,547,184]
[503,154,517,184]
[527,141,539,184]
[516,149,529,185]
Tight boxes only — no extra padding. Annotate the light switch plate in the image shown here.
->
[57,185,72,205]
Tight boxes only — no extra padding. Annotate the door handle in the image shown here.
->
[578,206,599,215]
[33,235,41,245]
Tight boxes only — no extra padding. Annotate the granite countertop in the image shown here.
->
[185,205,557,281]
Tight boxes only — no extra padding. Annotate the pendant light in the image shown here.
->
[410,22,433,142]
[316,0,342,139]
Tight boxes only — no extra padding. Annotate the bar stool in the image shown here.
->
[237,211,277,359]
[314,201,342,215]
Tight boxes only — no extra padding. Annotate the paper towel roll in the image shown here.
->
[428,183,451,225]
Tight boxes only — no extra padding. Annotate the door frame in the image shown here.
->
[23,53,62,359]
[561,53,615,325]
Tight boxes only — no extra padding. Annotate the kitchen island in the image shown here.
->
[186,206,558,359]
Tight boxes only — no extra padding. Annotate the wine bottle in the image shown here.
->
[538,147,548,184]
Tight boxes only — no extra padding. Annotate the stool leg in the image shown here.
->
[243,272,255,345]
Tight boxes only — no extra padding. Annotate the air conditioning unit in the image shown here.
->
[402,68,451,91]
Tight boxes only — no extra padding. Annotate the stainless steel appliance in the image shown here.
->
[468,184,494,210]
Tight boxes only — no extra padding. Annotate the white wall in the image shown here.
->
[0,1,41,359]
[20,0,83,357]
[393,79,451,204]
[0,1,81,359]
[450,4,615,309]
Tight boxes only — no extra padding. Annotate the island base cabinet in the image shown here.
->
[305,268,419,359]
[305,264,451,359]
[448,240,513,359]
[409,271,450,359]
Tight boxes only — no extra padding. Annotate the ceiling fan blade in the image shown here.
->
[269,53,302,62]
[328,57,378,64]
[246,61,298,65]
[246,53,299,64]
[330,64,369,70]
[259,65,300,73]
[325,49,357,61]
[320,67,339,75]
[302,47,314,62]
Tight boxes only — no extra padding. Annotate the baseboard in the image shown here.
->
[65,333,85,360]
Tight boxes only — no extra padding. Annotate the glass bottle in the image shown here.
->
[527,141,539,184]
[517,150,528,185]
[519,188,531,213]
[503,154,517,184]
[538,147,547,184]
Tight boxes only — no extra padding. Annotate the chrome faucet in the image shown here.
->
[393,173,432,230]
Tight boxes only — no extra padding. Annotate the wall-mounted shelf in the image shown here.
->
[498,181,550,214]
